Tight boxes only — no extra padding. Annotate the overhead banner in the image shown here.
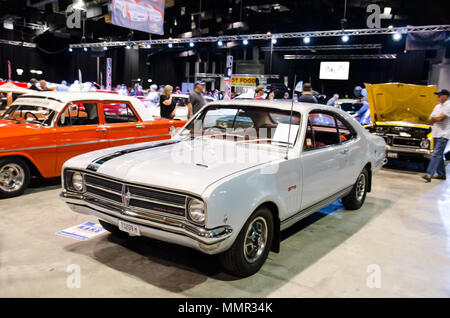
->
[111,0,165,35]
[232,77,257,87]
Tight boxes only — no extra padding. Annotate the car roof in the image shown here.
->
[13,91,154,121]
[206,99,339,114]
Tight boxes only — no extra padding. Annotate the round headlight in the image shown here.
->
[72,172,83,191]
[188,198,205,224]
[420,139,430,149]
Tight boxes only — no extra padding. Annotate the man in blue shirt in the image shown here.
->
[355,98,371,125]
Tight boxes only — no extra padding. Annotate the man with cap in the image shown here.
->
[254,85,265,100]
[29,78,40,91]
[187,81,206,119]
[422,89,450,182]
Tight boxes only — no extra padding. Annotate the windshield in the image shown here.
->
[1,104,56,126]
[180,105,301,147]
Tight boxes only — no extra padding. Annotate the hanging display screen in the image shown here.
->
[319,61,350,80]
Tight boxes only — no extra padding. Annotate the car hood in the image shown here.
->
[365,83,437,125]
[66,138,284,196]
[0,119,42,137]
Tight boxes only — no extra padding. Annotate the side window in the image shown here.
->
[336,118,355,143]
[308,113,339,148]
[58,102,99,127]
[103,102,138,123]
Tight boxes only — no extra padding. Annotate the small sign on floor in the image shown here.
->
[56,222,106,241]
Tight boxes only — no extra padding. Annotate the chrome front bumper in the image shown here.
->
[61,191,233,255]
[386,145,432,158]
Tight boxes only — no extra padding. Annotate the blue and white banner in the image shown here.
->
[111,0,165,35]
[56,222,107,241]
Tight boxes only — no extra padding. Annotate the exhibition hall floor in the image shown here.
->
[1,163,449,298]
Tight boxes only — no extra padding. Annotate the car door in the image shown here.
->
[300,111,348,210]
[55,101,108,174]
[101,101,154,147]
[335,115,362,187]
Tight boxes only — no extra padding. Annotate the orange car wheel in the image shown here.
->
[0,157,30,199]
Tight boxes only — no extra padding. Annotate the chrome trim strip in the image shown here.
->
[85,183,122,195]
[128,194,186,209]
[0,133,171,154]
[386,145,431,155]
[281,186,353,230]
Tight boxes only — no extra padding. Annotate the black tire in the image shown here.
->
[99,219,128,238]
[219,207,274,277]
[0,157,31,199]
[342,168,369,210]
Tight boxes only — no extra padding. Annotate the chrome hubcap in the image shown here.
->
[0,164,25,192]
[356,173,366,201]
[244,217,268,263]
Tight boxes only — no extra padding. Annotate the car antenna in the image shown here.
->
[285,75,297,160]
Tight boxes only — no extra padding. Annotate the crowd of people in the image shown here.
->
[22,77,373,125]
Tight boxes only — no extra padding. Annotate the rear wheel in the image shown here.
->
[0,158,30,199]
[342,168,369,210]
[219,207,273,277]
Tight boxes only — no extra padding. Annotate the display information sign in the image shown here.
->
[111,0,165,35]
[56,222,106,241]
[231,77,257,87]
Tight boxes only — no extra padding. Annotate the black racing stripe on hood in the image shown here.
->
[86,140,180,172]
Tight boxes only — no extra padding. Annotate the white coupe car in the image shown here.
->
[61,100,386,277]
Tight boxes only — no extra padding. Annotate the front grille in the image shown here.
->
[392,137,421,148]
[83,174,187,218]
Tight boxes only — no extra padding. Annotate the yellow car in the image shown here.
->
[364,83,437,164]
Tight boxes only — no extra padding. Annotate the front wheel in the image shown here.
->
[0,157,30,199]
[342,168,369,210]
[219,207,273,277]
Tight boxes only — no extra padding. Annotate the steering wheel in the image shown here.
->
[24,112,39,121]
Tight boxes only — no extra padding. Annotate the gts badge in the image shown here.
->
[288,185,297,192]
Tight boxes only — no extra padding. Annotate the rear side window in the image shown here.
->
[58,102,99,127]
[103,102,138,123]
[308,113,339,148]
[336,118,356,143]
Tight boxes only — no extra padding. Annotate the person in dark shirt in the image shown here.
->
[187,81,206,119]
[159,85,176,119]
[298,83,318,103]
[29,78,40,91]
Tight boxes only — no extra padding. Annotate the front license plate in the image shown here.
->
[387,152,398,159]
[118,221,141,236]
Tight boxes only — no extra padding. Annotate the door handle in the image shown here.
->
[96,128,107,132]
[136,125,146,129]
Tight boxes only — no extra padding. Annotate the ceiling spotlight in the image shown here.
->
[146,43,151,48]
[168,43,173,48]
[68,47,73,52]
[393,32,402,41]
[16,69,23,75]
[83,47,87,51]
[243,39,249,45]
[36,70,43,75]
[342,35,349,43]
[218,40,223,47]
[388,25,394,29]
[125,45,131,49]
[303,36,311,44]
[272,38,277,44]
[148,79,153,83]
[103,46,107,51]
[189,42,194,47]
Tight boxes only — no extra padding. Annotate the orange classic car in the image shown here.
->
[0,91,186,198]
